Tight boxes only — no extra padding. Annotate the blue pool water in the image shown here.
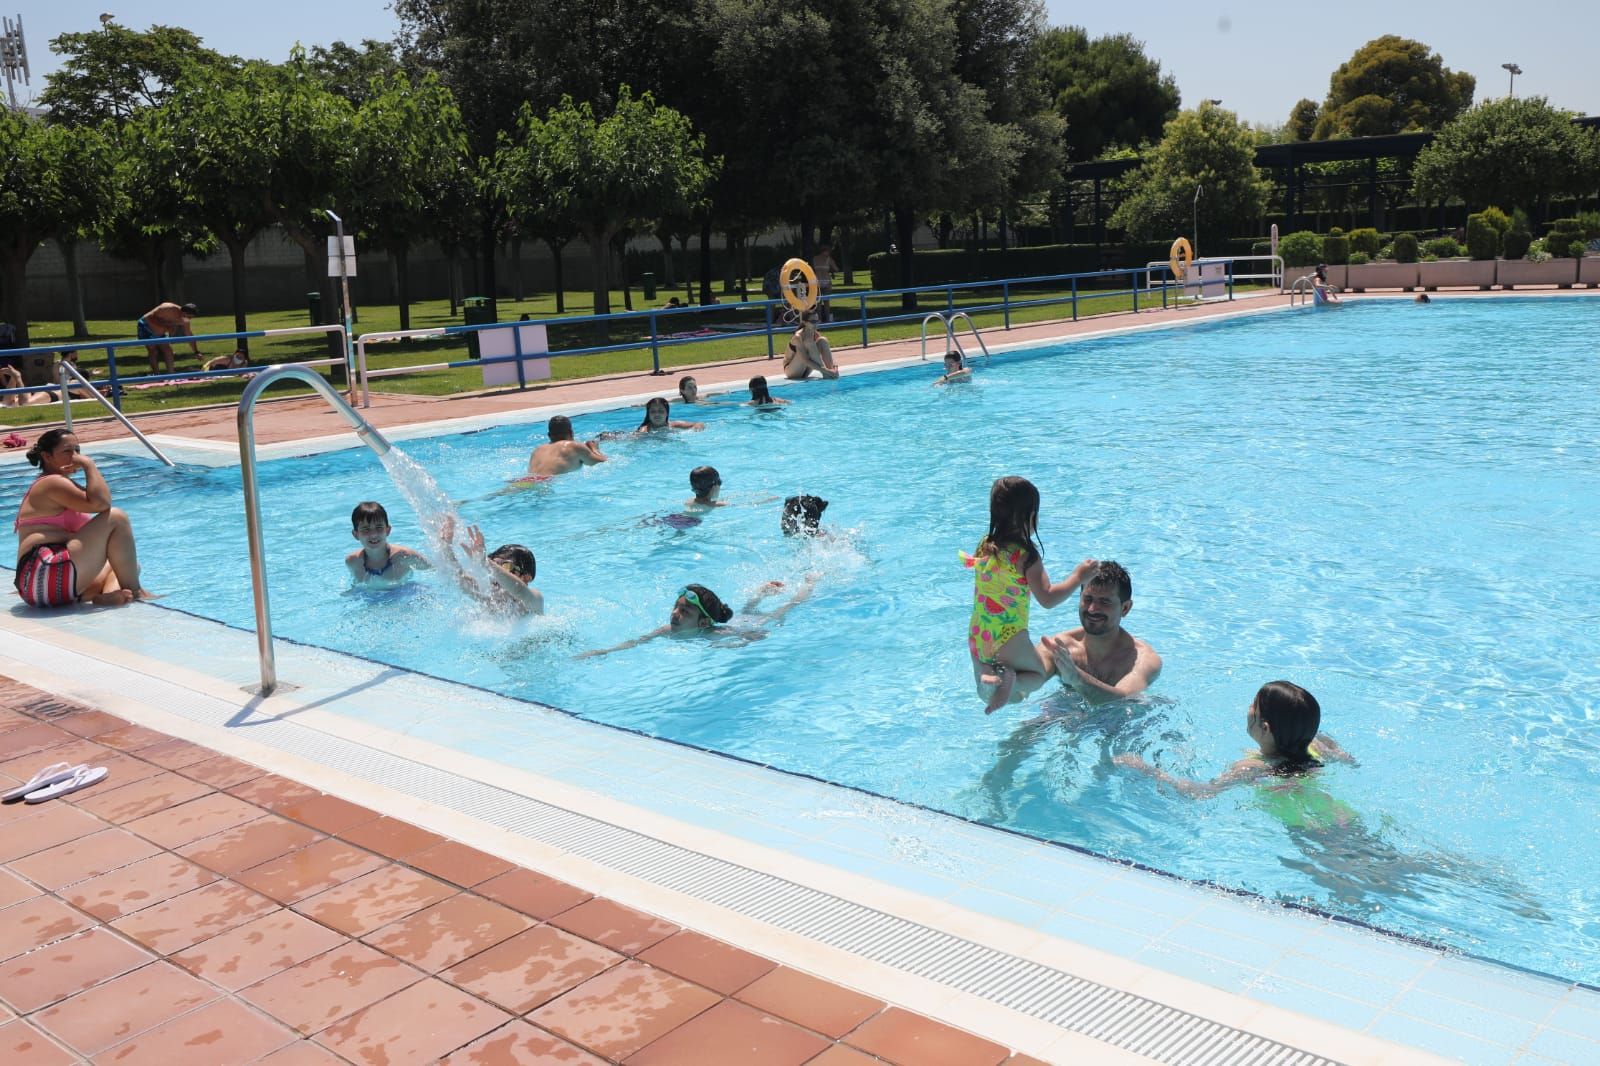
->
[9,297,1600,984]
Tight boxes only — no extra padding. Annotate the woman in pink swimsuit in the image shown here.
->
[14,429,149,607]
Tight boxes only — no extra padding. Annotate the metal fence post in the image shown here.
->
[1003,282,1011,330]
[765,303,775,358]
[945,286,954,314]
[1228,260,1235,301]
[1133,270,1140,313]
[1071,277,1078,322]
[512,323,527,389]
[649,313,662,374]
[859,294,869,348]
[1163,271,1169,310]
[105,346,122,410]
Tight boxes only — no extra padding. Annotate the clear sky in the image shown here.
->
[13,2,1598,131]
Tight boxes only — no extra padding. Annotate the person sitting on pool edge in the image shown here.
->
[346,501,431,586]
[437,514,542,615]
[784,311,839,381]
[748,375,789,407]
[1037,560,1162,706]
[522,415,607,482]
[1114,680,1354,797]
[574,576,818,659]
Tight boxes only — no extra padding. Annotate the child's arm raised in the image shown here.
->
[1113,754,1270,798]
[1027,557,1096,610]
[575,626,670,660]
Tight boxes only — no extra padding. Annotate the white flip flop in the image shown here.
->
[24,765,108,804]
[2,761,76,803]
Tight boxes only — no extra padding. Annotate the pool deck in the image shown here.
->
[5,290,1600,1064]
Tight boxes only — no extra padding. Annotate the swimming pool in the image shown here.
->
[10,296,1600,986]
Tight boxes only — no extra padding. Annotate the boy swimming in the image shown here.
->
[345,502,431,586]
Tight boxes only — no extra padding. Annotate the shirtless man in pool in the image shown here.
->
[1036,560,1162,705]
[525,415,607,479]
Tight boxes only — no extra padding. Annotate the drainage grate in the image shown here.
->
[11,632,1339,1065]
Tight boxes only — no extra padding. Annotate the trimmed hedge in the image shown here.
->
[1545,218,1585,258]
[1348,228,1381,257]
[1278,231,1322,267]
[1466,214,1500,260]
[1502,229,1532,260]
[1322,231,1350,266]
[1422,236,1463,258]
[1393,233,1419,263]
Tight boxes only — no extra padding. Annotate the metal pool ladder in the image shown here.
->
[238,365,394,695]
[919,312,992,363]
[1289,274,1316,306]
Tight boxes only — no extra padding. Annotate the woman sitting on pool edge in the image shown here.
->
[575,576,818,659]
[1114,680,1354,797]
[14,429,151,607]
[783,311,839,381]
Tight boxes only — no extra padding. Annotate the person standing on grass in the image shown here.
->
[137,302,200,374]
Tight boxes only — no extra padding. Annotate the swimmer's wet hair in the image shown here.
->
[547,415,573,441]
[749,376,775,404]
[682,583,733,623]
[180,302,199,316]
[639,396,670,427]
[1085,559,1131,602]
[782,494,828,536]
[351,501,389,529]
[1255,680,1321,769]
[678,375,696,392]
[690,466,721,496]
[490,544,535,581]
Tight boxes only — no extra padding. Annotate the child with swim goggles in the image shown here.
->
[963,475,1095,713]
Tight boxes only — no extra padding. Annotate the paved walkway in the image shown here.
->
[0,676,1043,1065]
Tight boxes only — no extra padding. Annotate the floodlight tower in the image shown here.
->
[1,14,29,112]
[1502,62,1522,97]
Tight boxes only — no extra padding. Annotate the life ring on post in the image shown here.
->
[780,258,819,312]
[1169,237,1193,281]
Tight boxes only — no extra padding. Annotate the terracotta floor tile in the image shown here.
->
[89,997,295,1066]
[74,771,212,825]
[475,869,592,920]
[240,942,423,1035]
[275,793,380,835]
[0,896,95,963]
[236,838,388,904]
[292,864,456,937]
[737,967,884,1039]
[0,722,77,762]
[313,977,510,1064]
[364,892,532,972]
[0,802,106,863]
[64,853,217,921]
[32,961,216,1055]
[9,827,163,890]
[440,924,623,1014]
[0,1018,77,1065]
[122,791,262,850]
[90,724,172,753]
[131,738,214,771]
[0,737,116,780]
[255,1041,349,1065]
[337,814,446,860]
[844,1008,1009,1066]
[805,1046,885,1066]
[547,897,679,956]
[177,754,264,790]
[1003,1055,1052,1066]
[407,840,514,888]
[638,930,777,995]
[177,814,323,875]
[438,1020,607,1065]
[171,908,346,991]
[628,998,829,1066]
[110,880,278,954]
[0,867,39,908]
[529,960,720,1061]
[224,774,319,810]
[0,927,154,1013]
[49,711,129,739]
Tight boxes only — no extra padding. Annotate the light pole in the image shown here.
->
[1502,62,1521,97]
[1193,185,1203,261]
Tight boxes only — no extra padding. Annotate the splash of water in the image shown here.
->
[378,446,502,604]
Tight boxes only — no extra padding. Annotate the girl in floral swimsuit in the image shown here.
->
[963,476,1094,714]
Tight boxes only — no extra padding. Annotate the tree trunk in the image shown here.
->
[480,215,499,321]
[617,239,633,312]
[1,249,31,347]
[587,225,615,316]
[999,211,1009,252]
[162,236,186,303]
[838,226,854,286]
[895,204,917,311]
[148,245,166,303]
[657,229,676,287]
[510,236,524,302]
[59,238,90,339]
[698,215,713,305]
[223,235,250,354]
[938,213,954,249]
[547,239,566,314]
[722,230,737,294]
[394,245,412,332]
[799,205,815,259]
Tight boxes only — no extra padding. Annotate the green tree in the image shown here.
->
[37,22,233,126]
[1411,96,1592,215]
[0,114,111,346]
[1287,98,1319,142]
[1110,102,1269,246]
[306,40,403,106]
[1312,36,1473,139]
[513,88,717,315]
[1034,26,1179,161]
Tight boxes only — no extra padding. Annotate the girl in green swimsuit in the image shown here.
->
[1115,681,1356,803]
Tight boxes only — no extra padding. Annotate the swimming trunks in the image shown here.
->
[362,548,393,577]
[15,542,78,607]
[962,543,1030,662]
[136,317,157,341]
[513,474,554,485]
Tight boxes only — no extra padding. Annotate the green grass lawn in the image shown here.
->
[3,280,1253,428]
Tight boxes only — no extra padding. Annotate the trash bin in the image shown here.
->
[462,296,494,359]
[307,291,322,326]
[642,272,657,300]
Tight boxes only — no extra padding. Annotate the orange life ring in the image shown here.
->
[780,258,818,312]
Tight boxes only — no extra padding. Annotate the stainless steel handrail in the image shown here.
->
[238,364,394,694]
[946,312,991,363]
[58,361,174,467]
[1289,275,1316,306]
[919,313,949,360]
